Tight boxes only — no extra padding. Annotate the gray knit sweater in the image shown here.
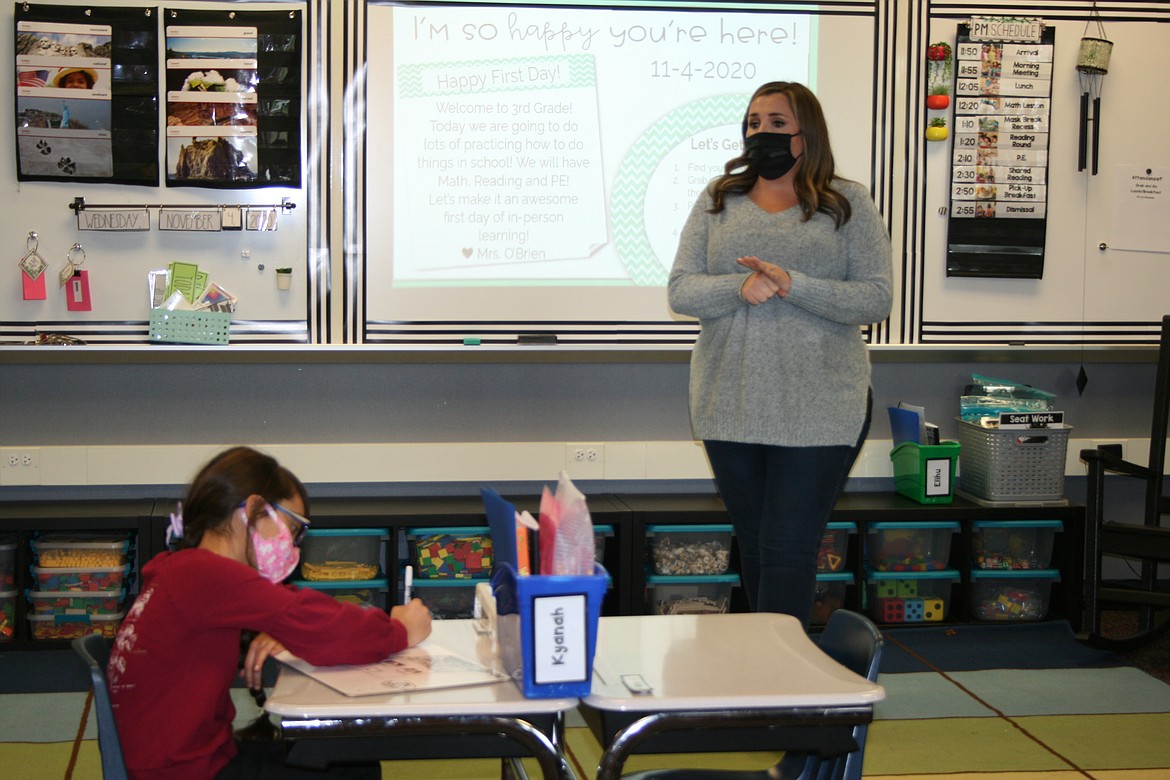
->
[668,179,892,447]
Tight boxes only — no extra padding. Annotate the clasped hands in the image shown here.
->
[737,256,791,305]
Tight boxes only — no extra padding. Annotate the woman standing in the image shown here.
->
[668,81,892,626]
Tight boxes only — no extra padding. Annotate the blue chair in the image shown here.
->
[621,609,883,780]
[73,634,129,780]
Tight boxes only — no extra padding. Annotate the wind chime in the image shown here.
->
[1076,3,1112,175]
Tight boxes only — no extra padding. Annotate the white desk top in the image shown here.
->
[265,620,577,719]
[586,613,885,712]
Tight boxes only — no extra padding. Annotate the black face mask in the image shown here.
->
[744,132,801,180]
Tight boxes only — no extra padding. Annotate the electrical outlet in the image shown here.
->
[565,443,605,479]
[0,447,41,486]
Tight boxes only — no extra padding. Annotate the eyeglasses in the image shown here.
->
[271,502,312,546]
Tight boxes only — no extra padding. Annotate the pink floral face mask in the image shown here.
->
[241,506,300,583]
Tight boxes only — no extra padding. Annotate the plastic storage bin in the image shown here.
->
[294,579,388,609]
[298,529,385,581]
[817,522,855,572]
[594,524,613,564]
[409,527,493,579]
[148,308,230,345]
[970,569,1060,621]
[972,520,1062,569]
[0,589,15,642]
[412,578,478,619]
[647,524,733,575]
[956,418,1072,503]
[0,536,16,590]
[32,564,131,592]
[32,533,131,568]
[645,573,738,615]
[867,569,958,623]
[491,562,608,698]
[890,441,961,504]
[866,521,958,571]
[28,589,126,616]
[28,610,124,640]
[811,572,853,626]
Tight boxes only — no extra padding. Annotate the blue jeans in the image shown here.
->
[703,396,870,627]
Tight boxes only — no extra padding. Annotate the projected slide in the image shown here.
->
[366,3,874,330]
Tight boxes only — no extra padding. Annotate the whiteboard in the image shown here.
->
[362,1,878,343]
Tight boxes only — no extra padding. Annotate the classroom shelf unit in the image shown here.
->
[0,492,1085,650]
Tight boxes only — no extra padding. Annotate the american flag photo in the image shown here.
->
[17,69,50,88]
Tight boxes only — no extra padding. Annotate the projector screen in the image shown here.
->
[364,1,877,342]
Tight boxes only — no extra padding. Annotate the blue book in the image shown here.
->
[889,405,925,445]
[480,487,518,572]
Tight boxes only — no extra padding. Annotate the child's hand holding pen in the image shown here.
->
[391,565,432,646]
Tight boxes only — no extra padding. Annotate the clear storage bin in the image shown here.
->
[647,524,733,575]
[412,578,477,619]
[32,564,131,592]
[408,527,493,579]
[32,533,131,568]
[28,588,126,616]
[294,579,388,609]
[818,522,855,572]
[866,521,958,572]
[0,589,15,643]
[970,569,1059,621]
[972,520,1062,570]
[0,536,16,590]
[645,573,738,615]
[811,572,853,626]
[866,569,958,623]
[29,610,125,640]
[298,528,385,581]
[594,524,614,564]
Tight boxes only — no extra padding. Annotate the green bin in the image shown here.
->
[890,441,960,504]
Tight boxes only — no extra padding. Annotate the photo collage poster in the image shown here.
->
[15,4,161,184]
[16,18,112,177]
[945,20,1055,279]
[163,7,301,188]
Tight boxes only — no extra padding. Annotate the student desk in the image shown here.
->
[264,619,578,779]
[581,613,885,780]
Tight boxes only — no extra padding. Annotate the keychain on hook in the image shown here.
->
[19,231,48,300]
[60,242,92,312]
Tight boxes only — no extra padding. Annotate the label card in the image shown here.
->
[531,593,587,685]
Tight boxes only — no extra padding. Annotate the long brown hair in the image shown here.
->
[708,81,852,228]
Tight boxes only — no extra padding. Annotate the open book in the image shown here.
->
[277,643,510,697]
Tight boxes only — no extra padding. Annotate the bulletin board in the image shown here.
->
[1,0,313,346]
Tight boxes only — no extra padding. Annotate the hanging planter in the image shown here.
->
[926,41,953,110]
[925,118,948,142]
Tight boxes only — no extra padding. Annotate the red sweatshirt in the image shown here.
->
[108,548,407,780]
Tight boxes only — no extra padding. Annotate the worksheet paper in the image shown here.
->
[277,643,510,697]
